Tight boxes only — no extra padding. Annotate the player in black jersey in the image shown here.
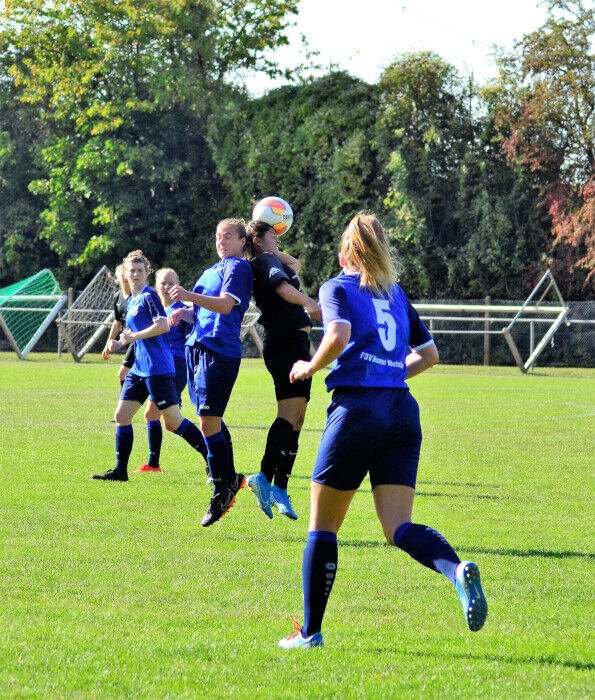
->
[244,219,321,520]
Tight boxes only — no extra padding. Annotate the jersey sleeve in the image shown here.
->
[221,258,253,304]
[252,253,290,290]
[319,278,352,328]
[405,297,434,350]
[145,289,167,321]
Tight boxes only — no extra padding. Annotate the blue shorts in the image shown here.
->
[186,344,241,417]
[312,387,422,491]
[120,372,180,411]
[263,329,312,401]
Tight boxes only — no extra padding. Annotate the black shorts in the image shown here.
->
[121,343,135,369]
[262,329,312,402]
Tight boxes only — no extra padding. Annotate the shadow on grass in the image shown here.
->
[377,647,594,672]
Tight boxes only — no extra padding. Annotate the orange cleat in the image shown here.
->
[135,464,162,473]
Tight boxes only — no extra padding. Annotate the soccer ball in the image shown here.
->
[252,196,293,235]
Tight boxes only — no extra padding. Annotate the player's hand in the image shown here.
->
[102,346,111,360]
[168,308,183,326]
[289,360,313,383]
[305,299,322,321]
[169,284,186,302]
[120,329,134,345]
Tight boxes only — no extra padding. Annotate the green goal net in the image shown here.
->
[0,269,67,359]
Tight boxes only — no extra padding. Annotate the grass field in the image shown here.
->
[0,354,593,698]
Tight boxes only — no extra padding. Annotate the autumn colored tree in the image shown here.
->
[491,0,594,297]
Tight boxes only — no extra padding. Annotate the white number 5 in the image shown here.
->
[372,299,397,351]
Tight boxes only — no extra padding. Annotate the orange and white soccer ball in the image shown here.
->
[252,196,293,235]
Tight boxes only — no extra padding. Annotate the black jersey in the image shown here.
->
[113,290,128,327]
[251,252,312,334]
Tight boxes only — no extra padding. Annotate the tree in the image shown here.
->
[491,0,595,296]
[208,71,382,293]
[0,0,300,288]
[376,52,476,297]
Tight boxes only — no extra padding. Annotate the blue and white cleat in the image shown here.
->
[279,621,323,649]
[455,561,488,631]
[247,472,273,519]
[271,485,298,520]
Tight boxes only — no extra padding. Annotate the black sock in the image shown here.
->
[274,429,300,490]
[261,417,294,483]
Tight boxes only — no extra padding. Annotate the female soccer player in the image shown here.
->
[244,219,321,520]
[92,251,209,483]
[135,267,208,473]
[278,212,487,649]
[169,219,253,527]
[101,263,134,385]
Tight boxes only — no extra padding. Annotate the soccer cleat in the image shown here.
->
[247,472,273,519]
[135,464,162,473]
[230,472,246,497]
[271,485,298,520]
[455,561,488,631]
[201,488,235,527]
[279,620,323,649]
[92,469,128,482]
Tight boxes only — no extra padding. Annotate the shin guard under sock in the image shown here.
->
[302,530,338,636]
[261,417,294,484]
[274,429,300,490]
[174,418,208,463]
[204,432,228,496]
[394,522,460,584]
[115,424,134,474]
[146,420,162,467]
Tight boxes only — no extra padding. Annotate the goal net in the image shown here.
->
[240,301,264,356]
[502,270,568,372]
[56,265,119,361]
[0,269,67,359]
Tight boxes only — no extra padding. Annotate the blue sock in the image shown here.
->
[174,418,208,463]
[146,420,162,467]
[394,522,460,584]
[115,424,133,474]
[204,431,228,496]
[302,530,338,637]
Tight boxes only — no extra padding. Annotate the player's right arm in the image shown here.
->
[102,319,123,359]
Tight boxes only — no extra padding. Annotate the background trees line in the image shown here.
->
[0,0,592,301]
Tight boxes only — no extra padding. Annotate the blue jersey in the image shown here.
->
[126,285,175,377]
[165,300,191,359]
[186,257,253,359]
[319,272,433,391]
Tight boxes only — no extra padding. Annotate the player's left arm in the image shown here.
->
[276,251,301,273]
[405,342,439,379]
[275,281,321,320]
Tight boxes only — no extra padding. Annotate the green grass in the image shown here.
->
[0,354,593,698]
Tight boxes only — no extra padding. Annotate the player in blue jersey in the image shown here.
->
[92,251,210,483]
[169,219,254,527]
[278,212,487,649]
[244,219,321,520]
[134,267,207,473]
